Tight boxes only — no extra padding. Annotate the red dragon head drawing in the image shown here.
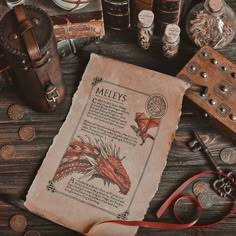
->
[53,136,131,195]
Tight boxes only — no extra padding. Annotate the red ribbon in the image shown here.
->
[84,170,236,234]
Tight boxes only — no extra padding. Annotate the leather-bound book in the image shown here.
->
[156,0,184,32]
[0,0,105,41]
[131,0,154,27]
[102,0,130,30]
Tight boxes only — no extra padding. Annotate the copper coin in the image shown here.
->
[7,104,25,120]
[18,125,35,142]
[9,214,27,232]
[220,148,236,164]
[24,230,41,236]
[192,181,210,197]
[0,145,16,160]
[197,192,213,209]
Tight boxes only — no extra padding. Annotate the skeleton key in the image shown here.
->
[189,131,223,172]
[189,132,236,199]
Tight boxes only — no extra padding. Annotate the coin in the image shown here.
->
[9,214,27,232]
[0,145,16,160]
[220,148,236,164]
[197,192,213,209]
[192,181,210,197]
[7,104,25,120]
[18,125,35,142]
[24,230,41,236]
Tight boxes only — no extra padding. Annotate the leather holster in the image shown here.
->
[0,4,64,112]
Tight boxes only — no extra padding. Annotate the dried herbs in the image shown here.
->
[186,0,236,49]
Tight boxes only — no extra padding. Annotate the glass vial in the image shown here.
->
[162,24,181,59]
[186,0,236,49]
[5,0,25,8]
[137,10,154,50]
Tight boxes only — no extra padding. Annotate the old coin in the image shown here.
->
[197,192,213,209]
[192,181,210,197]
[18,125,35,142]
[220,148,236,164]
[0,145,16,159]
[7,104,25,120]
[24,230,41,236]
[9,214,27,232]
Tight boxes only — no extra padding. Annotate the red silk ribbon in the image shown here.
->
[84,170,236,234]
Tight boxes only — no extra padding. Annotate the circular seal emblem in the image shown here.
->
[145,94,167,118]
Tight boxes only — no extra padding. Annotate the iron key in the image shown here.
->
[189,131,236,199]
[189,131,223,172]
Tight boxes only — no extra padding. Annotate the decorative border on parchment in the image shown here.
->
[46,77,168,219]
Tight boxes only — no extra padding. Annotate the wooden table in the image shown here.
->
[1,4,236,235]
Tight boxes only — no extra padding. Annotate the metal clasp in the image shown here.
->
[45,83,59,108]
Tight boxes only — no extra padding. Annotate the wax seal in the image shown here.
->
[9,214,27,232]
[146,94,167,118]
[7,104,25,120]
[0,144,16,160]
[18,125,35,142]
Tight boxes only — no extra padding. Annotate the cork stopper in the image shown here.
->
[208,0,224,12]
[164,24,181,43]
[138,10,154,28]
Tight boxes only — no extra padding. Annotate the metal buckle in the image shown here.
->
[45,83,59,106]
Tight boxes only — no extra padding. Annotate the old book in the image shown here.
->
[0,0,105,41]
[156,0,184,31]
[102,0,130,30]
[24,54,190,235]
[131,0,154,27]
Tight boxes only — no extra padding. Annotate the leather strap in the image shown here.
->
[14,5,41,63]
[13,5,59,111]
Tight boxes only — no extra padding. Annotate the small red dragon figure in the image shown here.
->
[131,112,160,145]
[53,136,131,195]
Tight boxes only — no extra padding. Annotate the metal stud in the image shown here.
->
[202,52,208,57]
[231,72,236,79]
[211,59,218,64]
[209,99,216,106]
[220,85,228,93]
[9,33,18,41]
[47,57,52,63]
[220,107,226,113]
[230,114,236,121]
[191,65,197,71]
[22,59,26,64]
[201,72,208,78]
[32,18,40,25]
[222,66,227,71]
[24,66,29,71]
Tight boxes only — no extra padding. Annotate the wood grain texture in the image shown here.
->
[1,1,236,235]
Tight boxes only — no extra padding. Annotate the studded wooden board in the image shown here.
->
[177,46,236,134]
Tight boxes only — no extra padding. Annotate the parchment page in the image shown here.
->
[25,54,190,236]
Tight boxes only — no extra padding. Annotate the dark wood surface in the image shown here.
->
[1,1,236,235]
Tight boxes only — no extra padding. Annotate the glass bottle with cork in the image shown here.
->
[137,10,154,50]
[162,24,181,59]
[186,0,236,49]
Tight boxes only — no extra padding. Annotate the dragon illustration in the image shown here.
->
[53,136,131,195]
[131,112,160,145]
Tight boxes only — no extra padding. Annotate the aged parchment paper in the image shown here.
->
[25,54,190,236]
